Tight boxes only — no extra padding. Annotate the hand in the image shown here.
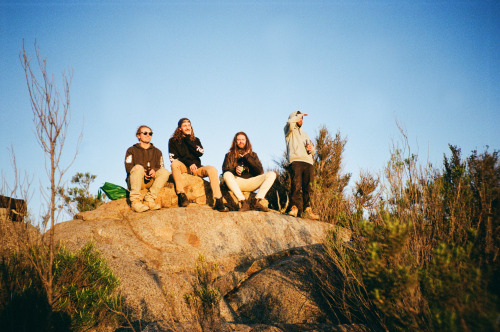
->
[300,112,308,117]
[149,169,156,178]
[189,164,198,173]
[306,144,314,154]
[144,169,152,179]
[236,166,243,176]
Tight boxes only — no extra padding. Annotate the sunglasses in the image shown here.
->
[141,132,153,136]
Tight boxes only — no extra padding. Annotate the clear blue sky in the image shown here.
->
[1,1,499,221]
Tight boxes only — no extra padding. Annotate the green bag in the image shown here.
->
[98,182,128,200]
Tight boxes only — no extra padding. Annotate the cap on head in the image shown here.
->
[178,118,190,128]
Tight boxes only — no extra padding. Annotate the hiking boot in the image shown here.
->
[131,200,149,213]
[304,207,320,220]
[177,192,189,207]
[252,198,269,212]
[213,197,229,212]
[288,205,298,217]
[145,200,161,211]
[239,200,251,212]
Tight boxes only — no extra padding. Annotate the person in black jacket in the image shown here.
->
[125,125,170,212]
[222,132,276,211]
[168,118,228,212]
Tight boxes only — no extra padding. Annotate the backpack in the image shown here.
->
[98,182,128,200]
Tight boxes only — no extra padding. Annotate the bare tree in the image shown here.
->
[19,40,80,312]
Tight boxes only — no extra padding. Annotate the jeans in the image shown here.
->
[127,165,170,203]
[223,171,277,201]
[171,160,222,198]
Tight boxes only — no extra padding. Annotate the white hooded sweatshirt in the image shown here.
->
[284,111,315,165]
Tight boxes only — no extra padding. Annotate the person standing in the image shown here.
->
[168,118,228,212]
[222,132,276,211]
[125,125,170,212]
[284,111,320,220]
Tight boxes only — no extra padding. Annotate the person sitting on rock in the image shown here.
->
[284,111,320,220]
[125,125,170,213]
[222,132,276,212]
[168,118,228,212]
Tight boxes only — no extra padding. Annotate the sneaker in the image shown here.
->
[177,192,189,207]
[131,200,150,213]
[145,200,161,211]
[304,207,320,220]
[239,200,251,212]
[252,198,269,212]
[288,205,298,217]
[213,197,229,212]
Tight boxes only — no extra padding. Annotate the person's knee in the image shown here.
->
[131,165,145,174]
[171,160,183,171]
[205,165,218,177]
[266,171,277,181]
[223,171,234,181]
[156,168,170,177]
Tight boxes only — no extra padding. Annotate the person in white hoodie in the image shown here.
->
[284,111,320,220]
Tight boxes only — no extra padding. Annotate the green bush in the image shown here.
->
[0,242,125,331]
[184,255,221,331]
[311,131,499,331]
[57,172,106,217]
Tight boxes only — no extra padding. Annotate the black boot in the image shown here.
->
[177,192,189,207]
[213,197,229,212]
[239,200,251,212]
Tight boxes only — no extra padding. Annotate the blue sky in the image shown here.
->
[1,1,499,221]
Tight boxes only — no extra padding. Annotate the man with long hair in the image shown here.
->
[168,118,228,212]
[222,132,276,211]
[284,111,320,220]
[125,125,170,212]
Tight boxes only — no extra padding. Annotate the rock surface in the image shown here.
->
[51,174,353,330]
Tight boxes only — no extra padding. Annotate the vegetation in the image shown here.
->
[0,242,125,331]
[57,172,106,217]
[301,126,500,331]
[184,255,222,332]
[0,42,130,332]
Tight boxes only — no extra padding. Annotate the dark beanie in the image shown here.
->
[178,118,190,128]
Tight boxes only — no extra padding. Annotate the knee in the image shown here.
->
[171,160,182,171]
[266,171,277,181]
[156,168,170,178]
[131,165,144,174]
[223,171,234,181]
[205,165,218,176]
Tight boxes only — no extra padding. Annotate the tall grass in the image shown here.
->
[290,125,499,331]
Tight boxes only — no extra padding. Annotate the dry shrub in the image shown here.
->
[317,124,499,331]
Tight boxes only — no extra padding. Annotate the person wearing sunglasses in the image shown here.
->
[221,131,276,212]
[124,125,170,212]
[168,118,228,212]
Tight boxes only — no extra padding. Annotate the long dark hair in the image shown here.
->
[228,132,252,165]
[171,126,196,143]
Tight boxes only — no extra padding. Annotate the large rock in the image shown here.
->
[54,197,351,329]
[75,174,259,222]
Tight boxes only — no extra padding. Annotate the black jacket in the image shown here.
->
[222,151,263,179]
[168,136,204,168]
[124,143,164,175]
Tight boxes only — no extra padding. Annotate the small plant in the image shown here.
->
[184,255,221,331]
[57,172,106,216]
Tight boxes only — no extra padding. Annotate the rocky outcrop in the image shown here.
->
[52,174,352,330]
[75,174,260,221]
